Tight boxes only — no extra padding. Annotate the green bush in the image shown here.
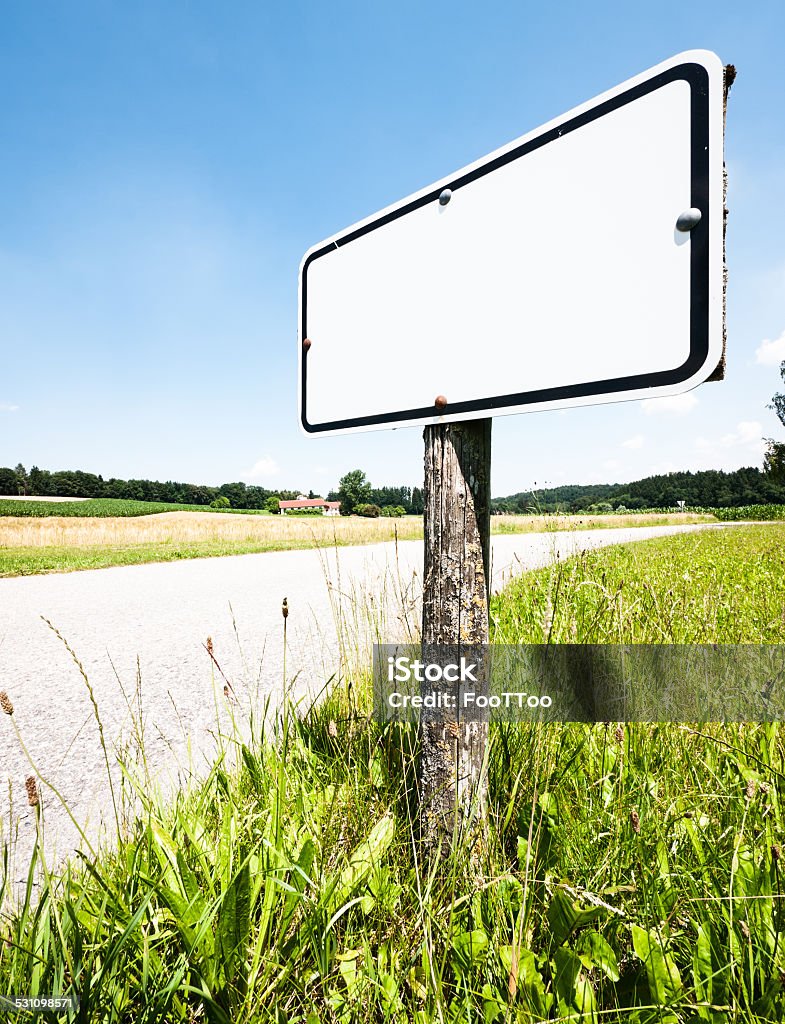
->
[355,503,381,518]
[210,495,231,509]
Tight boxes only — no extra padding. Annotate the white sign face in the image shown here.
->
[299,50,725,435]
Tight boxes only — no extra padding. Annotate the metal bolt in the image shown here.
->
[676,208,702,232]
[434,395,448,410]
[438,189,452,206]
[302,337,312,352]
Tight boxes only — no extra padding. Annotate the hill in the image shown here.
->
[492,466,785,513]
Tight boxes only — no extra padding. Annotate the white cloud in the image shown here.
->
[243,456,279,480]
[692,420,766,469]
[695,420,763,452]
[621,433,644,449]
[603,459,622,472]
[0,402,19,413]
[755,329,785,366]
[732,421,763,445]
[640,393,698,416]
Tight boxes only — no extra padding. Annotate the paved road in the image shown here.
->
[0,523,723,897]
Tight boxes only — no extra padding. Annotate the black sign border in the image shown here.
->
[300,61,711,434]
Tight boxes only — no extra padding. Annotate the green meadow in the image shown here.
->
[2,525,785,1022]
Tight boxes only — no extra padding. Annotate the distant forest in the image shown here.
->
[492,466,785,513]
[2,463,783,514]
[0,464,426,513]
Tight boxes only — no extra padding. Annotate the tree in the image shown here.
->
[265,495,281,514]
[764,360,785,482]
[28,466,50,495]
[218,481,248,509]
[337,469,372,515]
[770,359,785,425]
[0,467,17,494]
[14,464,27,496]
[764,441,785,481]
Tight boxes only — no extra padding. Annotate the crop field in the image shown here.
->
[0,510,425,575]
[2,524,785,1021]
[0,497,258,517]
[0,506,715,577]
[713,504,785,521]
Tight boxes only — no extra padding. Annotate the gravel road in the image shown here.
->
[1,522,723,898]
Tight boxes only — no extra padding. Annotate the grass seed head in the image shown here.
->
[25,775,39,807]
[282,597,289,619]
[630,808,641,834]
[206,636,214,656]
[0,690,13,715]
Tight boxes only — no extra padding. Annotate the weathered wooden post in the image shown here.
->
[418,417,492,856]
[298,50,728,855]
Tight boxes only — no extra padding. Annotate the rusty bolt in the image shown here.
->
[302,337,312,352]
[434,395,448,410]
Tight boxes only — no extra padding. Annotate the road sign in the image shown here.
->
[299,50,725,436]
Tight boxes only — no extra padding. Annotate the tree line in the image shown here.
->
[0,463,427,514]
[0,464,300,509]
[492,465,785,514]
[4,454,783,517]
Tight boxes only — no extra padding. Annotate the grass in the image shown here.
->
[0,510,715,577]
[491,524,785,644]
[1,525,785,1021]
[491,512,714,533]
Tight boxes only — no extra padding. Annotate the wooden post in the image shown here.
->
[418,418,492,857]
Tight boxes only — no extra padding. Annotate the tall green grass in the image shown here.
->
[2,525,785,1022]
[491,525,785,644]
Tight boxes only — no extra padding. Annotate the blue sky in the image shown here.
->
[1,0,784,498]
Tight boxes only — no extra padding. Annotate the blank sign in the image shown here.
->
[299,50,724,435]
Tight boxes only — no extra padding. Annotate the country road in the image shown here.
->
[1,522,725,899]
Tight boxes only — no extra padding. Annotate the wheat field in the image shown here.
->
[0,510,425,548]
[0,509,714,550]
